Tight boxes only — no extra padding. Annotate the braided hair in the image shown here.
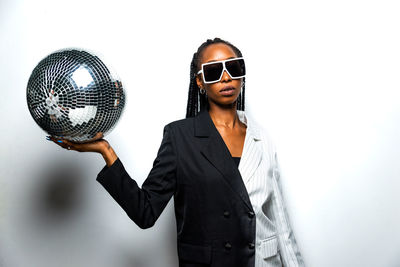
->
[185,37,246,118]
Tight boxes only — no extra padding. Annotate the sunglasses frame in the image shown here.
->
[197,57,246,84]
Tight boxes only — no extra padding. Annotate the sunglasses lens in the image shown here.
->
[226,58,246,78]
[203,62,223,83]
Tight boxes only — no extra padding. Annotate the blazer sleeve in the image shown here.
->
[269,150,306,266]
[96,124,177,229]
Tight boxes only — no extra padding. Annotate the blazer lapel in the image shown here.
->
[237,111,263,185]
[194,109,254,211]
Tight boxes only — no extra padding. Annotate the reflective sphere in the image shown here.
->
[27,48,126,143]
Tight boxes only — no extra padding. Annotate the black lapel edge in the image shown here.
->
[194,109,254,211]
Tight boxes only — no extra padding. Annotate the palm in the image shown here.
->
[50,132,107,153]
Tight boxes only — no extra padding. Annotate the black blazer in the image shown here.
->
[97,109,256,267]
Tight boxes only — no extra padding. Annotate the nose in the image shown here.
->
[221,70,231,82]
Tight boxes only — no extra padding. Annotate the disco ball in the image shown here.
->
[27,48,126,143]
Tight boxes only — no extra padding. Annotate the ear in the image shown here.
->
[196,74,203,89]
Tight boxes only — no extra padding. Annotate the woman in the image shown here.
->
[50,38,305,267]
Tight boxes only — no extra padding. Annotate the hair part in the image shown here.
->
[185,37,246,118]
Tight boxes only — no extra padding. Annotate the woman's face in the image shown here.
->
[196,43,243,109]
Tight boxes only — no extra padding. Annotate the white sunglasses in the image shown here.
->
[197,57,246,84]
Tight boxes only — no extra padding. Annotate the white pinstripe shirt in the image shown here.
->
[236,111,305,267]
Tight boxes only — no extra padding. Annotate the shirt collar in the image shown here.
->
[237,110,261,141]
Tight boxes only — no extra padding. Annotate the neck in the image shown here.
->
[208,102,240,129]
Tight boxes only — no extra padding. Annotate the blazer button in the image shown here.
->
[225,242,232,250]
[223,211,230,218]
[248,242,255,249]
[248,211,255,218]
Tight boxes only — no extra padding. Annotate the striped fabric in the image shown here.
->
[236,111,305,267]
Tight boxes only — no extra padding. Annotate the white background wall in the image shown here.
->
[1,0,400,266]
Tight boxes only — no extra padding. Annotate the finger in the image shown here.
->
[49,137,72,150]
[95,132,104,139]
[50,137,64,146]
[59,139,76,150]
[57,140,69,149]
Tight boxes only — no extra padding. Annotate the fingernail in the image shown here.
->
[46,137,51,141]
[57,140,63,143]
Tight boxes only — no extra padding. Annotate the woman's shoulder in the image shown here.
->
[165,115,194,129]
[161,116,196,137]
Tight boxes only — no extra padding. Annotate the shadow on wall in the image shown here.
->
[12,156,179,266]
[6,157,100,266]
[27,159,88,229]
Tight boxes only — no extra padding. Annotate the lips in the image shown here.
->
[220,86,235,92]
[219,86,236,96]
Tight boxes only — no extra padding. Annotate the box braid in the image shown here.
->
[185,38,246,118]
